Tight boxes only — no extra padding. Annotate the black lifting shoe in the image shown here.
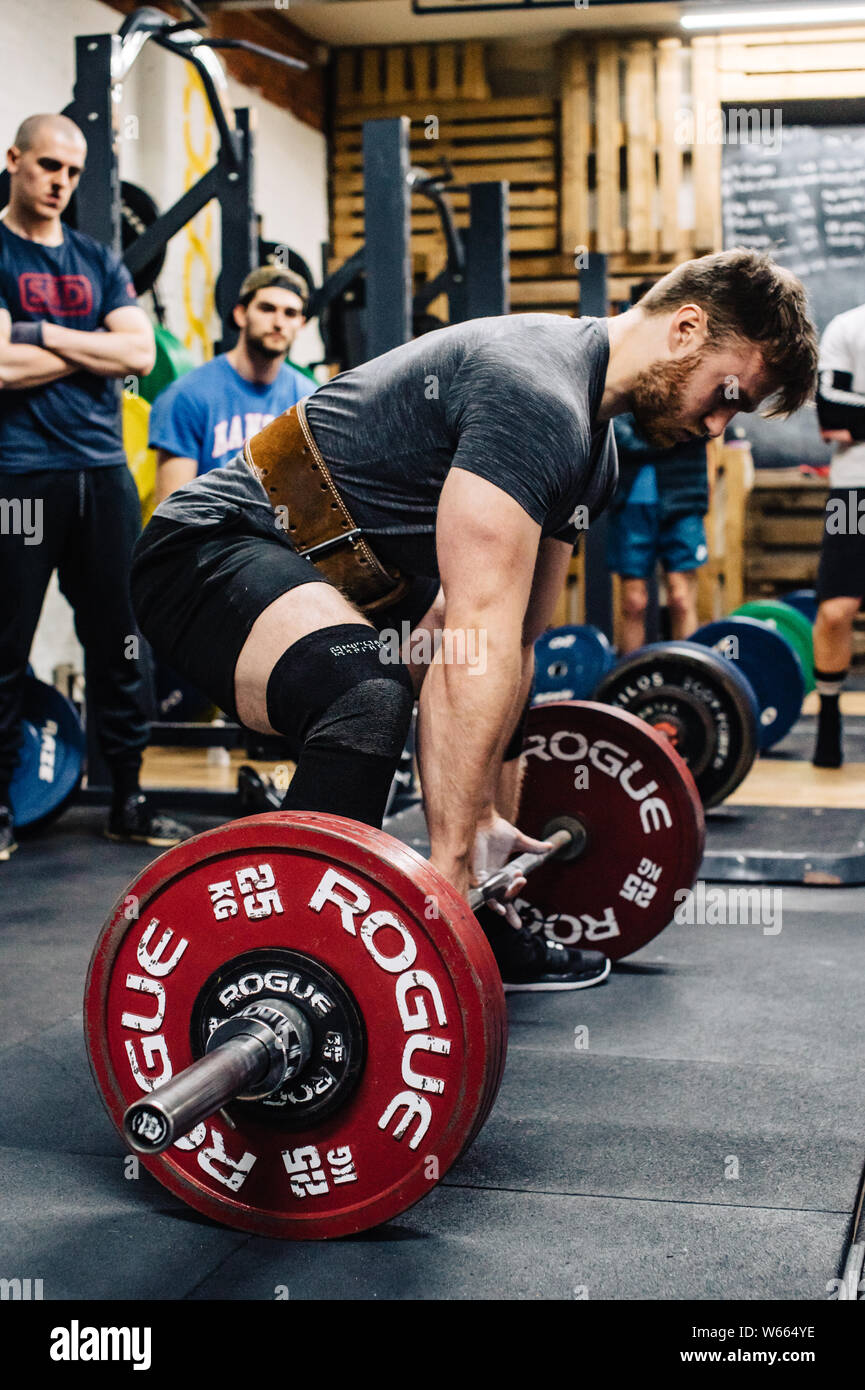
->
[476,905,611,993]
[0,806,18,861]
[237,764,283,815]
[105,793,192,847]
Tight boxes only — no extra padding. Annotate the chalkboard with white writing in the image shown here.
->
[722,123,865,467]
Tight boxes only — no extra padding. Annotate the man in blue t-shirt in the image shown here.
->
[0,112,190,859]
[150,265,311,502]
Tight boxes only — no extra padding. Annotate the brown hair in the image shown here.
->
[238,265,308,315]
[635,248,818,417]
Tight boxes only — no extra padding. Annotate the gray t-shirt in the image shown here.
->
[153,313,617,579]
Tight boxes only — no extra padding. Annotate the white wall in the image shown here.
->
[0,0,113,130]
[0,1,328,681]
[115,39,328,368]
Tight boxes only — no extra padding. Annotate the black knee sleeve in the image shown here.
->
[503,693,532,762]
[267,624,414,827]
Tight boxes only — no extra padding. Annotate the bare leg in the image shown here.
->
[666,569,699,640]
[814,595,860,672]
[234,580,371,735]
[620,577,649,653]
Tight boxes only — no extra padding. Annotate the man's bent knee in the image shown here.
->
[270,625,415,828]
[235,584,371,733]
[266,624,414,755]
[818,596,860,631]
[621,583,649,619]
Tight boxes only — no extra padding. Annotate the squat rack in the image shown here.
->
[62,1,307,350]
[5,1,511,816]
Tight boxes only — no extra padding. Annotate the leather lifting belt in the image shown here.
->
[243,400,411,614]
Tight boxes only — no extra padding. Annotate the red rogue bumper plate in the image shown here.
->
[85,812,506,1239]
[517,702,705,960]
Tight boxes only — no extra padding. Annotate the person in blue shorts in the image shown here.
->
[608,410,710,652]
[150,265,312,502]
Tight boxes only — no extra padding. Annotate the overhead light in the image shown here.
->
[682,4,865,29]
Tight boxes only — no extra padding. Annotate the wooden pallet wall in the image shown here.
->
[334,42,491,109]
[744,471,828,593]
[560,34,721,269]
[332,36,724,318]
[330,27,865,322]
[560,26,865,300]
[696,438,753,624]
[332,42,574,318]
[717,26,865,101]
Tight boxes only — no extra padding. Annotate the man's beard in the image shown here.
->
[245,330,288,361]
[628,348,708,448]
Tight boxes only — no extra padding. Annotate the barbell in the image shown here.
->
[85,701,705,1239]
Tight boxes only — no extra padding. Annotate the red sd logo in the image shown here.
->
[19,273,93,317]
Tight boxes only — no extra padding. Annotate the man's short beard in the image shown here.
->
[628,346,709,447]
[244,331,287,361]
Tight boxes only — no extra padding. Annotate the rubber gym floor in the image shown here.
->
[2,697,864,1302]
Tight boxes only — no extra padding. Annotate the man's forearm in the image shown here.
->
[0,343,78,389]
[418,638,523,877]
[42,322,154,378]
[478,645,534,812]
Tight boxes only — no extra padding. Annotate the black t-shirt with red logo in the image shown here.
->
[0,220,138,471]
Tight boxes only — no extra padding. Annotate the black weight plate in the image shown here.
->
[120,182,166,296]
[594,641,761,808]
[259,241,317,298]
[61,182,165,297]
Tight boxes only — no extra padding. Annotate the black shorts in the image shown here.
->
[130,509,438,721]
[816,488,865,604]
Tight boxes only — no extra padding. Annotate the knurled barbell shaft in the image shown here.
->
[123,999,312,1156]
[124,1035,270,1154]
[467,823,581,912]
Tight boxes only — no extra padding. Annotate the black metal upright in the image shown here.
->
[363,118,412,360]
[579,254,614,641]
[63,34,122,793]
[217,107,257,350]
[465,182,509,319]
[64,34,121,253]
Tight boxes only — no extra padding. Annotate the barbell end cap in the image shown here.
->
[124,1099,177,1154]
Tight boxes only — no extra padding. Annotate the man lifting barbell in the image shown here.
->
[130,248,817,990]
